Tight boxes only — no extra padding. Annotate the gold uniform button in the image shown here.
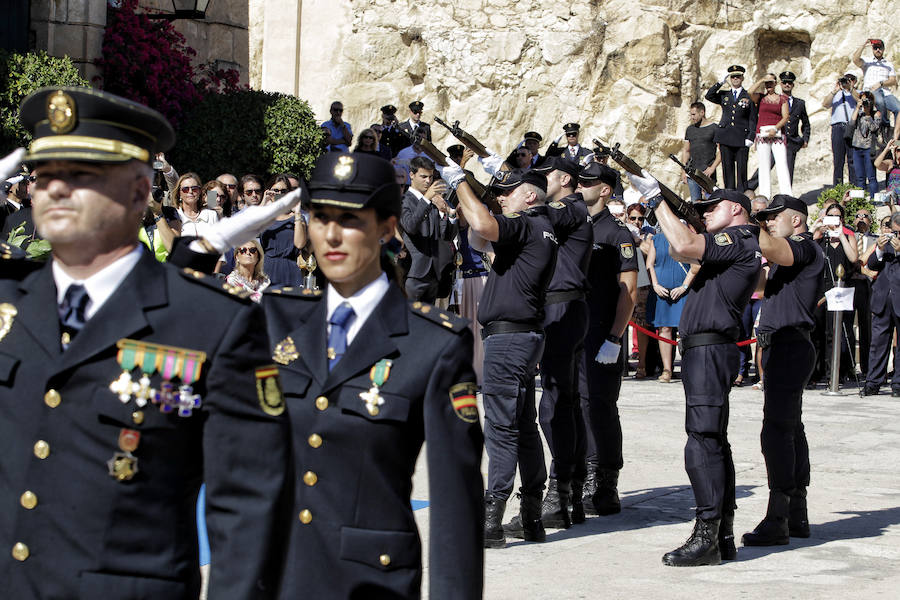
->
[299,509,312,524]
[44,390,61,408]
[303,471,318,486]
[315,396,329,411]
[20,491,37,510]
[308,434,323,448]
[131,411,145,425]
[379,554,391,566]
[11,542,29,561]
[34,440,50,459]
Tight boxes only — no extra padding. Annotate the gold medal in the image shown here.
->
[107,452,139,482]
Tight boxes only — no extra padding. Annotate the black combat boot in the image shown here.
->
[520,492,546,542]
[742,491,790,546]
[591,468,621,515]
[718,513,737,560]
[542,479,572,529]
[788,487,810,538]
[582,458,599,515]
[571,479,586,524]
[662,518,721,567]
[484,494,507,549]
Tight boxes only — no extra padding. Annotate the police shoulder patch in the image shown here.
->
[503,211,521,219]
[410,301,468,333]
[620,242,634,259]
[449,382,479,423]
[714,232,733,246]
[548,200,566,209]
[790,234,805,242]
[255,365,285,416]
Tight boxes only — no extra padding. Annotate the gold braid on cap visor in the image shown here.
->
[28,135,150,162]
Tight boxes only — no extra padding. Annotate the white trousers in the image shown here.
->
[757,139,793,199]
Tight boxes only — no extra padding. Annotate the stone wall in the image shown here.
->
[277,0,900,196]
[30,0,250,86]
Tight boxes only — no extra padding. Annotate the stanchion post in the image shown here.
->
[823,264,845,396]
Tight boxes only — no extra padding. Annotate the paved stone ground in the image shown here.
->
[413,369,900,599]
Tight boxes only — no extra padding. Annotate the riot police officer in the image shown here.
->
[742,195,822,546]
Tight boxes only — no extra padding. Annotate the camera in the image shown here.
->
[862,99,871,108]
[839,77,850,86]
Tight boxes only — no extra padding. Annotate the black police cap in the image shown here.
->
[446,144,465,156]
[779,71,797,83]
[728,65,746,75]
[409,101,424,112]
[694,188,751,214]
[563,122,581,134]
[307,153,402,217]
[490,169,548,194]
[20,87,175,164]
[523,131,542,142]
[753,194,808,220]
[381,104,397,115]
[579,161,617,187]
[533,157,580,184]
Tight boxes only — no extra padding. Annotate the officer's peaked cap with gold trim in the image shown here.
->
[20,87,175,164]
[307,152,402,217]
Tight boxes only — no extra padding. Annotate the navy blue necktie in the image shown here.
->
[59,284,90,348]
[327,302,355,371]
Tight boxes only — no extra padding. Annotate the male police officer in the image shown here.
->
[633,176,761,566]
[578,162,638,516]
[398,100,432,145]
[742,195,822,546]
[503,157,592,533]
[0,88,292,598]
[706,65,756,191]
[439,161,558,548]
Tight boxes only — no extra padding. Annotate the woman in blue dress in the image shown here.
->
[646,229,697,382]
[258,174,306,287]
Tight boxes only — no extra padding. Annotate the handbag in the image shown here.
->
[841,94,856,145]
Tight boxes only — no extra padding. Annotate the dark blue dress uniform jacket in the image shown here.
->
[0,248,293,599]
[262,282,484,600]
[705,82,756,147]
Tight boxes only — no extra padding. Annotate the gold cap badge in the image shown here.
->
[46,90,76,134]
[333,155,355,181]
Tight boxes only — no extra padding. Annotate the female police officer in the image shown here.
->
[175,152,484,599]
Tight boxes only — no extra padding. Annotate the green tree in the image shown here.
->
[0,50,89,153]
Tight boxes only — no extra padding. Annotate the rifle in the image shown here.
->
[399,127,489,200]
[593,140,706,233]
[433,117,491,158]
[668,153,716,195]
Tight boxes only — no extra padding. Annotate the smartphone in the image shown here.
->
[206,189,219,208]
[828,229,841,238]
[849,189,865,199]
[823,216,840,226]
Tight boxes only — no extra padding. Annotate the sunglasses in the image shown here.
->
[857,213,871,219]
[361,135,375,140]
[730,74,744,79]
[244,188,262,195]
[237,247,259,255]
[882,221,892,227]
[222,183,237,189]
[566,133,578,137]
[628,215,644,221]
[180,185,200,193]
[411,110,422,114]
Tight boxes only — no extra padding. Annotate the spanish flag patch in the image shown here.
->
[255,365,285,416]
[449,382,479,423]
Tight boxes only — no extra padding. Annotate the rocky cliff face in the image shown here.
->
[280,0,898,195]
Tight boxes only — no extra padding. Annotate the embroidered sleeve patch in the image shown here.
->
[449,382,479,423]
[620,243,634,259]
[714,232,733,246]
[255,365,285,416]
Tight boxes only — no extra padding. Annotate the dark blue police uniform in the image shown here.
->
[678,225,761,530]
[743,222,822,546]
[862,239,900,395]
[705,70,756,191]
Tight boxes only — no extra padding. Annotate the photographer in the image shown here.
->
[139,186,181,262]
[810,203,859,385]
[850,92,882,195]
[823,74,859,185]
[852,38,899,131]
[874,138,900,200]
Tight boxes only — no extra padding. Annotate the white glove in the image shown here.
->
[745,138,754,148]
[199,187,304,253]
[595,339,621,364]
[0,148,26,204]
[626,168,661,198]
[478,152,506,177]
[435,158,466,189]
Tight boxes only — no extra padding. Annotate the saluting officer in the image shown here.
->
[439,161,557,548]
[0,88,292,598]
[634,178,761,566]
[259,153,484,599]
[742,195,822,546]
[577,162,638,517]
[706,65,756,191]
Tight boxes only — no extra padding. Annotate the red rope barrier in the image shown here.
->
[628,321,756,347]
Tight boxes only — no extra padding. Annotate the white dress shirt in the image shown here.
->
[326,273,390,345]
[52,244,143,320]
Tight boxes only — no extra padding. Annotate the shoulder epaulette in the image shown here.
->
[409,301,469,333]
[178,268,254,302]
[264,286,324,299]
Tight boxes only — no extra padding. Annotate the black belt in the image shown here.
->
[679,330,738,352]
[756,327,811,350]
[545,290,585,305]
[460,268,488,278]
[481,321,543,340]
